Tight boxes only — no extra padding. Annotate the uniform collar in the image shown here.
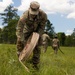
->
[29,13,40,21]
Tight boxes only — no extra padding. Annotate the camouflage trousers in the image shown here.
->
[16,32,41,66]
[52,46,58,54]
[42,43,48,53]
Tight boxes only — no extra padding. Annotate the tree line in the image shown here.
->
[57,30,75,46]
[0,5,75,46]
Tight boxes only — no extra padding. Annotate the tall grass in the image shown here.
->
[0,44,75,75]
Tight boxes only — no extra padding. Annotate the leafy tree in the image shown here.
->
[2,19,18,43]
[71,28,75,46]
[0,28,2,43]
[2,26,9,43]
[71,28,75,37]
[57,32,66,46]
[7,19,18,43]
[45,19,55,38]
[0,28,1,32]
[65,35,72,46]
[0,5,19,25]
[0,5,19,43]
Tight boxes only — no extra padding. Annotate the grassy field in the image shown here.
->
[0,44,75,75]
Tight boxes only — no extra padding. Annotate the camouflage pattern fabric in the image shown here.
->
[41,33,50,52]
[16,9,47,66]
[52,38,60,54]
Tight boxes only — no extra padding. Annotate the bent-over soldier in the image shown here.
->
[16,1,47,69]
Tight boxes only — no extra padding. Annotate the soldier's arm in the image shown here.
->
[16,19,24,38]
[47,35,51,40]
[16,11,28,39]
[37,12,47,36]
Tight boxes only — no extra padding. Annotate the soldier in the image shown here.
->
[41,32,51,53]
[16,1,47,69]
[52,35,60,54]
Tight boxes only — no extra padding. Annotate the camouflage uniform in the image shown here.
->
[52,37,60,54]
[41,33,50,52]
[16,1,47,68]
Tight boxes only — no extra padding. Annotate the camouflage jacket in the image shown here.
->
[41,33,50,44]
[52,38,60,47]
[16,9,47,39]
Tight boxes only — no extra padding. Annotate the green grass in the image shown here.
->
[0,44,75,75]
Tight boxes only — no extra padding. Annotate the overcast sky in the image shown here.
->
[0,0,75,35]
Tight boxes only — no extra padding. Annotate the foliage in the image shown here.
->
[0,28,3,43]
[0,5,19,25]
[0,5,19,43]
[71,28,75,46]
[45,19,55,38]
[57,32,66,46]
[2,19,18,43]
[0,19,19,44]
[65,35,73,46]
